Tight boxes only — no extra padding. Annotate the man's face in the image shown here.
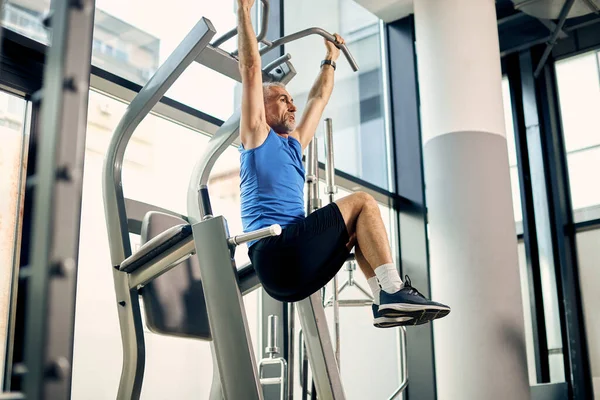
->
[264,85,297,134]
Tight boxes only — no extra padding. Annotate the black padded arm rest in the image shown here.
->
[120,224,193,273]
[238,263,261,295]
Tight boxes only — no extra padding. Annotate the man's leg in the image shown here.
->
[336,192,450,325]
[337,192,402,293]
[337,192,393,272]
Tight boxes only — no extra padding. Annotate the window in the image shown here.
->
[284,0,391,190]
[555,50,600,211]
[0,91,28,388]
[90,0,242,120]
[72,90,258,399]
[1,1,50,44]
[502,76,523,223]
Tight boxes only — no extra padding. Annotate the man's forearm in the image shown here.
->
[238,7,261,70]
[307,65,335,103]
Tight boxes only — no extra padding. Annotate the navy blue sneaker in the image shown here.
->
[378,276,450,325]
[372,304,413,328]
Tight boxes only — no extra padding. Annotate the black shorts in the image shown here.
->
[248,202,350,302]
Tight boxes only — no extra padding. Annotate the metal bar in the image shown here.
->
[197,45,288,84]
[323,117,340,367]
[332,276,340,367]
[188,111,241,221]
[266,315,278,354]
[296,294,346,399]
[306,138,321,213]
[195,45,243,82]
[324,118,337,197]
[514,0,547,9]
[259,28,359,72]
[228,224,281,246]
[582,0,600,13]
[190,217,263,400]
[509,51,551,383]
[212,0,269,48]
[325,281,349,305]
[501,15,600,57]
[353,283,375,300]
[104,18,215,262]
[211,27,237,48]
[128,239,195,289]
[537,18,568,39]
[533,0,576,77]
[261,377,283,385]
[256,0,270,43]
[337,300,373,307]
[102,19,216,400]
[263,53,292,74]
[22,0,96,397]
[288,302,296,400]
[0,0,4,55]
[300,330,309,400]
[0,393,25,400]
[387,328,408,399]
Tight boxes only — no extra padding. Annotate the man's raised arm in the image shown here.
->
[238,0,269,149]
[293,34,345,150]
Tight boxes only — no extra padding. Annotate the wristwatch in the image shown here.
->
[321,59,336,71]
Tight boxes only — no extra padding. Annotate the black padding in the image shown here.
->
[120,223,192,273]
[139,212,211,340]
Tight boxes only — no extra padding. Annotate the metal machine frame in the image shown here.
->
[102,2,360,399]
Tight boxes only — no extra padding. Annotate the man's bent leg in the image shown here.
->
[335,192,393,270]
[354,243,375,279]
[336,192,402,292]
[336,192,450,325]
[356,235,415,327]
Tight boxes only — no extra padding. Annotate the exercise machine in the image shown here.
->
[102,1,360,399]
[298,120,408,400]
[2,0,96,398]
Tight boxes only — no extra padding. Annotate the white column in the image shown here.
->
[414,0,530,399]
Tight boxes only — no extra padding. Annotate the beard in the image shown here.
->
[271,117,296,134]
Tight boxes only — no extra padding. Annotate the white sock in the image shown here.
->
[367,276,380,305]
[374,263,403,293]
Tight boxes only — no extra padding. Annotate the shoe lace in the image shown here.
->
[404,275,426,299]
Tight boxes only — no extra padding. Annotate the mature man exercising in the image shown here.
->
[237,0,450,327]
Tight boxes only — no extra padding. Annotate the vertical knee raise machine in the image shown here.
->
[102,2,360,399]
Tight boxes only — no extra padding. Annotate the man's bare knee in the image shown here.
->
[335,191,376,233]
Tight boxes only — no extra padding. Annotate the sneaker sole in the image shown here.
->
[373,316,413,329]
[379,303,450,315]
[384,309,450,325]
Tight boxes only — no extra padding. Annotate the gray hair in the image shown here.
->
[263,82,287,101]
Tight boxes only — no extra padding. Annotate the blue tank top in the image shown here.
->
[239,129,306,247]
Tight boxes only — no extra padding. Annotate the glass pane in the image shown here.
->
[555,51,600,152]
[92,1,241,120]
[1,0,51,44]
[566,147,600,210]
[284,0,390,190]
[516,240,538,384]
[556,50,600,212]
[0,91,28,389]
[73,90,258,398]
[575,228,600,399]
[502,76,523,223]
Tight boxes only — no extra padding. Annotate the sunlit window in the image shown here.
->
[555,50,600,211]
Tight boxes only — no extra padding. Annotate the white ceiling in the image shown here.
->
[352,0,414,23]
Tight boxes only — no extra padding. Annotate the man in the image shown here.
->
[237,0,450,327]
